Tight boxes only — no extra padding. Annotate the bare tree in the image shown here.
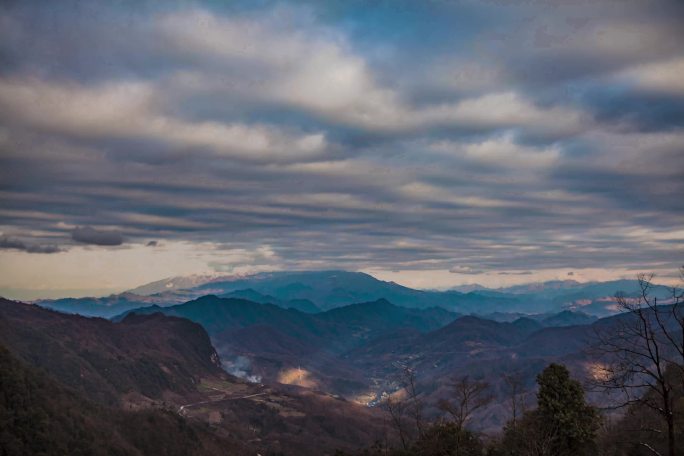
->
[434,375,492,455]
[503,371,527,429]
[403,366,426,439]
[520,418,561,456]
[385,393,410,450]
[438,375,493,432]
[383,365,425,449]
[591,269,684,456]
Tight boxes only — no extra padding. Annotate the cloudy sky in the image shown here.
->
[1,0,683,299]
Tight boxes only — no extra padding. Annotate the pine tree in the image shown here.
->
[499,363,600,456]
[535,363,600,455]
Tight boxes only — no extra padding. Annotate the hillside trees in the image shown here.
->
[598,363,684,456]
[0,344,227,456]
[351,362,599,455]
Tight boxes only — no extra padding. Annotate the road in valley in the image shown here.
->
[177,390,268,415]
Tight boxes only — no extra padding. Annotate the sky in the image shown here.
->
[0,0,683,299]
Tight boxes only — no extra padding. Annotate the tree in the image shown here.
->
[499,363,599,456]
[385,392,411,450]
[438,375,492,432]
[536,363,600,454]
[384,365,425,449]
[591,269,684,456]
[405,366,426,439]
[432,375,491,455]
[596,366,684,456]
[383,370,490,455]
[500,410,561,456]
[503,371,528,429]
[411,422,483,456]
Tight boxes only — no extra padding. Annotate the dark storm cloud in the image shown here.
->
[0,236,61,254]
[0,0,682,278]
[580,89,684,133]
[71,227,124,246]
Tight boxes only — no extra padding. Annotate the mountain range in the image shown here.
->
[3,270,681,452]
[32,270,674,319]
[112,292,646,432]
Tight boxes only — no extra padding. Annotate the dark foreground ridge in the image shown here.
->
[0,298,390,455]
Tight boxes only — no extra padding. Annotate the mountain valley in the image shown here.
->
[3,271,682,454]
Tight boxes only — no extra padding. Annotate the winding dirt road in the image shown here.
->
[177,391,268,415]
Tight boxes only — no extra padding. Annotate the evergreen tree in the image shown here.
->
[535,363,600,454]
[499,363,600,456]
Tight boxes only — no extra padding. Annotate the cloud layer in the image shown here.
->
[71,226,124,246]
[0,0,682,294]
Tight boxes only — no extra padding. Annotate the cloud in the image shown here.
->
[578,87,684,132]
[426,133,561,170]
[0,236,61,253]
[0,77,329,163]
[449,266,484,275]
[490,11,684,90]
[617,57,684,95]
[208,245,281,275]
[437,92,586,137]
[71,226,124,246]
[0,1,682,293]
[153,9,405,131]
[133,9,588,137]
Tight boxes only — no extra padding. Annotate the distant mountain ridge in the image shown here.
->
[223,288,320,313]
[540,309,597,327]
[33,270,677,319]
[33,292,167,318]
[116,295,461,337]
[34,270,521,317]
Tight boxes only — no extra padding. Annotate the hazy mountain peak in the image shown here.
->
[126,274,226,296]
[449,283,489,293]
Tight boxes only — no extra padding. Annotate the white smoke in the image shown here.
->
[222,356,262,383]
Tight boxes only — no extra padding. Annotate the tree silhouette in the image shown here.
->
[591,269,684,456]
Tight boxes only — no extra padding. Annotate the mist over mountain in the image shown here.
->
[126,275,223,296]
